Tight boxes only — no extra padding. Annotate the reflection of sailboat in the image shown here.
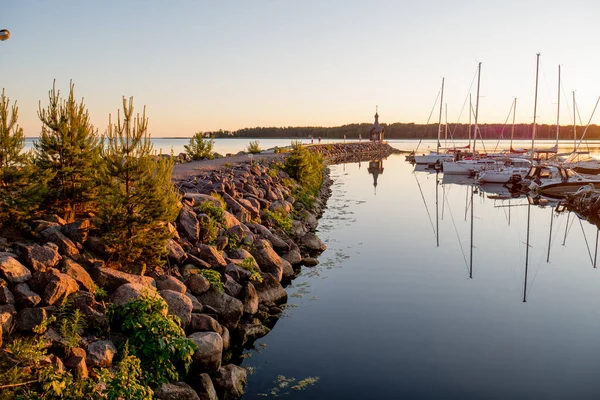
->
[367,159,384,195]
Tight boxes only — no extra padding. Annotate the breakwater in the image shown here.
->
[0,141,397,399]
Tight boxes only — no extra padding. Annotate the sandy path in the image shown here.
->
[171,153,284,181]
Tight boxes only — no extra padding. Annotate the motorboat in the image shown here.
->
[526,165,600,199]
[477,158,533,183]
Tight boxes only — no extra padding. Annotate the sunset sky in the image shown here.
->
[3,0,600,137]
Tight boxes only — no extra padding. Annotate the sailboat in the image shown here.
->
[414,78,457,166]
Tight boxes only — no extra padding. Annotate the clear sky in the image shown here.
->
[3,0,600,137]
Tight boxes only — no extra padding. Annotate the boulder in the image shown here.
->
[62,258,95,292]
[155,382,201,400]
[238,322,270,346]
[185,292,203,313]
[196,289,243,329]
[225,263,252,282]
[181,264,202,280]
[43,270,79,306]
[188,331,223,372]
[221,326,230,350]
[224,225,253,247]
[193,245,227,268]
[185,254,212,269]
[64,348,88,379]
[303,257,319,267]
[0,255,32,283]
[226,248,254,262]
[212,364,247,400]
[249,239,284,281]
[223,275,242,298]
[300,232,327,252]
[13,283,41,307]
[177,205,200,243]
[240,283,259,315]
[191,373,218,400]
[166,239,187,264]
[61,219,91,244]
[253,274,288,305]
[280,258,295,279]
[0,280,14,304]
[156,275,187,294]
[73,291,107,326]
[237,198,260,220]
[41,227,79,258]
[0,304,15,333]
[86,340,117,367]
[85,236,108,257]
[187,274,211,295]
[184,193,222,208]
[92,267,155,293]
[282,248,302,266]
[222,211,241,229]
[160,290,193,329]
[16,307,48,332]
[222,193,251,223]
[22,243,62,273]
[215,236,228,251]
[269,200,293,214]
[111,283,159,307]
[188,314,223,335]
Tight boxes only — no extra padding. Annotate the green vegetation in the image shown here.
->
[34,81,100,222]
[284,141,323,196]
[0,89,45,226]
[99,343,154,400]
[246,140,262,154]
[110,294,197,388]
[197,201,225,225]
[198,269,224,293]
[239,257,263,283]
[184,132,214,160]
[262,208,293,235]
[97,97,180,275]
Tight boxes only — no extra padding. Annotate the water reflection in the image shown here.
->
[367,159,384,194]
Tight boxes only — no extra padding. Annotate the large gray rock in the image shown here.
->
[16,307,48,332]
[13,283,41,307]
[188,331,223,372]
[191,373,218,400]
[73,291,107,326]
[22,243,62,273]
[62,258,95,292]
[156,275,187,294]
[240,283,258,315]
[160,290,193,329]
[222,193,251,223]
[223,275,242,298]
[212,364,247,400]
[178,205,200,243]
[238,322,270,346]
[222,211,241,229]
[188,313,223,335]
[64,347,88,379]
[92,267,155,293]
[86,340,117,367]
[43,269,79,306]
[224,263,252,282]
[282,248,303,266]
[112,282,159,307]
[193,245,227,268]
[226,248,254,262]
[0,279,14,304]
[300,232,327,252]
[196,289,243,329]
[249,239,284,282]
[42,227,79,258]
[185,193,222,208]
[166,239,187,265]
[253,274,287,305]
[0,255,32,283]
[185,292,203,313]
[237,198,260,220]
[155,382,201,400]
[0,304,15,334]
[187,274,211,295]
[61,219,91,244]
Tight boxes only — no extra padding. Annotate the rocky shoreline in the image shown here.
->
[0,142,397,399]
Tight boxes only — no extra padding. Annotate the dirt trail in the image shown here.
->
[171,153,283,181]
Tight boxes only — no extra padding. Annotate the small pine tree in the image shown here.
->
[34,80,100,222]
[98,97,181,274]
[184,132,214,160]
[0,88,45,226]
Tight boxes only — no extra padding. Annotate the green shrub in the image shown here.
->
[109,294,197,388]
[99,343,154,400]
[198,269,224,293]
[263,208,292,235]
[246,140,262,154]
[197,201,225,225]
[200,216,219,245]
[239,257,263,283]
[184,132,214,160]
[284,141,323,195]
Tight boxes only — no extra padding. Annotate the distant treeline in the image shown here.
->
[206,123,600,141]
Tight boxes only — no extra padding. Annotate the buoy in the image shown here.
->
[0,29,10,41]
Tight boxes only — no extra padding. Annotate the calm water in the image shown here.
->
[238,151,600,399]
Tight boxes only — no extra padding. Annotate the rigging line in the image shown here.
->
[575,96,600,151]
[447,65,480,146]
[550,212,565,248]
[491,101,515,154]
[527,249,546,298]
[442,185,470,273]
[562,212,571,245]
[413,172,436,239]
[579,218,595,266]
[560,79,573,124]
[564,212,577,244]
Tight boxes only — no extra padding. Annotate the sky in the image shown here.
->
[2,0,600,137]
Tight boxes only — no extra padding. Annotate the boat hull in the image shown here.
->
[413,153,455,165]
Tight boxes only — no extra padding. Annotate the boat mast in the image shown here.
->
[468,94,472,151]
[510,98,517,151]
[437,78,445,155]
[444,103,448,147]
[573,91,577,153]
[556,65,561,148]
[530,53,540,162]
[473,62,482,158]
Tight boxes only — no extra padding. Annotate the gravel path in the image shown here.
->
[171,153,284,181]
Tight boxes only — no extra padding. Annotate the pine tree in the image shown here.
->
[34,80,99,222]
[98,97,180,275]
[0,89,45,226]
